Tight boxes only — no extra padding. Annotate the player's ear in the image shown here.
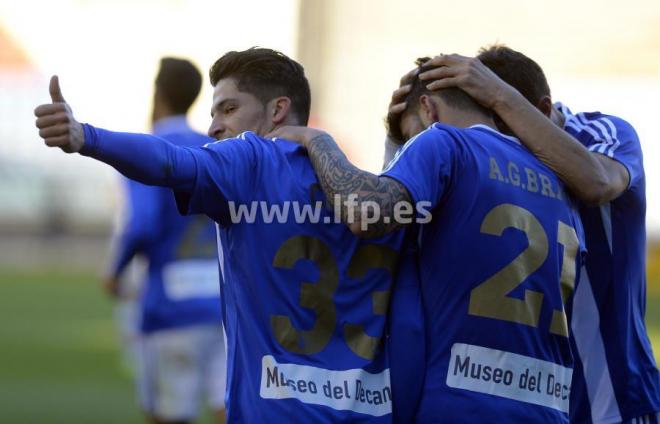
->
[270,97,292,125]
[536,95,553,118]
[419,95,440,124]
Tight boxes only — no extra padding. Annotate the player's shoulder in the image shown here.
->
[201,131,260,150]
[382,124,464,174]
[582,111,635,137]
[201,131,300,163]
[559,102,639,143]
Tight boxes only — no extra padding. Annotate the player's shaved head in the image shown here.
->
[387,57,488,142]
[209,47,311,125]
[408,57,481,112]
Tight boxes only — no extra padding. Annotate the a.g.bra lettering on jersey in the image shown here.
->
[259,355,392,417]
[488,156,564,200]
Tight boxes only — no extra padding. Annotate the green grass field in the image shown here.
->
[1,268,659,423]
[0,269,142,423]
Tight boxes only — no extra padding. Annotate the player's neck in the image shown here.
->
[440,109,498,131]
[151,102,175,126]
[267,117,306,135]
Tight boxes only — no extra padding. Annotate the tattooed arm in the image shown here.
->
[268,127,413,238]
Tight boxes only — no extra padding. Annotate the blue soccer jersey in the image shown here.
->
[176,132,404,422]
[385,232,425,424]
[556,103,660,424]
[383,123,585,423]
[108,117,222,333]
[81,126,405,422]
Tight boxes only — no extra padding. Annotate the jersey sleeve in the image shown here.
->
[380,126,457,210]
[81,124,198,191]
[174,133,260,225]
[568,114,644,191]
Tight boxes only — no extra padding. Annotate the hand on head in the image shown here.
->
[385,67,417,142]
[388,67,418,116]
[418,54,512,110]
[34,76,85,153]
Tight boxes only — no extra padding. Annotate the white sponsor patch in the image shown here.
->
[446,343,572,413]
[163,260,220,301]
[259,355,391,417]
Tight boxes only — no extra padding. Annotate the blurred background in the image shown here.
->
[0,0,659,422]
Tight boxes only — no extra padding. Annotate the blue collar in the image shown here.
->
[469,124,521,145]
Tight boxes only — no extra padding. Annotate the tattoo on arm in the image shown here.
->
[306,133,412,237]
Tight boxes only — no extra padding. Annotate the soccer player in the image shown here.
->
[414,46,660,424]
[34,48,404,423]
[102,58,227,424]
[268,57,585,423]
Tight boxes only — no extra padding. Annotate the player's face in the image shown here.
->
[208,78,270,140]
[400,109,426,141]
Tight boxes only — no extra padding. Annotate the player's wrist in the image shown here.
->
[301,129,329,149]
[72,121,86,153]
[78,124,97,155]
[491,85,523,115]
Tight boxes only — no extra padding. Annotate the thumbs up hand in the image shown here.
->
[49,75,67,103]
[34,76,85,153]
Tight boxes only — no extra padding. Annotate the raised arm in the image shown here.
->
[268,127,412,238]
[34,76,197,191]
[80,125,197,190]
[419,54,628,206]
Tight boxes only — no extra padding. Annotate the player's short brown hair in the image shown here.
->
[209,47,311,125]
[477,44,551,105]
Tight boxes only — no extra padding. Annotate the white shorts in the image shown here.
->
[138,324,226,421]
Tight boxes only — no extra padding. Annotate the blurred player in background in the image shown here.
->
[413,45,660,424]
[34,48,406,423]
[102,58,226,424]
[105,223,145,376]
[269,54,585,422]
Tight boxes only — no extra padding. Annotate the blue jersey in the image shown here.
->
[108,117,222,333]
[383,123,585,423]
[557,103,660,423]
[386,230,425,424]
[173,132,404,422]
